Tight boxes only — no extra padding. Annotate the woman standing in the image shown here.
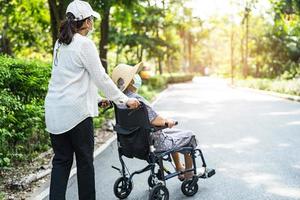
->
[44,1,139,199]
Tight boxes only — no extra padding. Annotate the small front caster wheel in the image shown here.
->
[149,184,169,200]
[181,179,198,196]
[113,177,133,199]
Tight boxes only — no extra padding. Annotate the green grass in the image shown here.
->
[236,78,300,96]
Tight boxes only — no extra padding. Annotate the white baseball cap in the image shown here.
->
[66,0,100,21]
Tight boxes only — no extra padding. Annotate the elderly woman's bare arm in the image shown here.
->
[151,115,176,128]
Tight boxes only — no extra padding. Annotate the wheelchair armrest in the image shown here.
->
[150,121,178,132]
[150,126,168,132]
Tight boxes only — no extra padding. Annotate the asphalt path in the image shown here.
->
[43,77,300,200]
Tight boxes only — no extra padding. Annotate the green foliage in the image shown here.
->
[109,3,172,64]
[0,0,51,58]
[0,56,51,102]
[138,85,158,101]
[144,74,194,90]
[247,0,300,79]
[0,0,206,75]
[163,74,194,84]
[107,0,205,74]
[0,56,51,167]
[146,75,168,90]
[0,192,5,200]
[93,108,114,129]
[198,1,300,80]
[236,78,300,96]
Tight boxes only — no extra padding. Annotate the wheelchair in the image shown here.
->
[103,101,215,200]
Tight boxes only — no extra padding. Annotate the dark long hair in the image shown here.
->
[58,12,86,45]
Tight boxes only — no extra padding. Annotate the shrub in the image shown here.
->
[144,73,194,90]
[138,85,157,101]
[0,56,51,167]
[236,78,300,96]
[0,56,50,103]
[146,75,168,90]
[0,192,4,200]
[163,74,194,84]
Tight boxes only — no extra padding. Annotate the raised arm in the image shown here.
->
[80,40,129,105]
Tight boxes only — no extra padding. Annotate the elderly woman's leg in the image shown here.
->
[171,152,185,181]
[184,153,194,179]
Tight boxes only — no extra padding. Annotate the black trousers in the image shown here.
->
[49,117,95,200]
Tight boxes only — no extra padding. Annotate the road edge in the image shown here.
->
[235,86,300,103]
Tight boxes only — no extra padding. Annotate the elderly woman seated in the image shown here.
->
[111,63,199,180]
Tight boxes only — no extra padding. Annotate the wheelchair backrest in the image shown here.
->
[113,102,152,160]
[113,101,151,129]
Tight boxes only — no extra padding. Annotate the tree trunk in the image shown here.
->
[244,15,249,77]
[255,64,260,77]
[140,48,144,61]
[136,45,139,61]
[115,45,121,66]
[240,36,244,74]
[138,45,144,62]
[230,24,235,85]
[243,3,250,78]
[188,32,192,71]
[48,0,70,49]
[99,6,111,73]
[0,35,12,56]
[154,7,163,75]
[0,18,12,55]
[182,30,187,72]
[158,57,163,75]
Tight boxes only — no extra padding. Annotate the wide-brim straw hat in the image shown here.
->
[112,62,143,91]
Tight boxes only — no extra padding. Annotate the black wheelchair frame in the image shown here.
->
[101,101,215,200]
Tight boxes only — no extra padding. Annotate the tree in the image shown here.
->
[241,0,257,77]
[90,0,138,72]
[47,0,71,48]
[0,0,51,57]
[109,1,175,73]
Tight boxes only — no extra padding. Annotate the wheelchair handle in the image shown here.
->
[152,121,178,132]
[98,101,113,114]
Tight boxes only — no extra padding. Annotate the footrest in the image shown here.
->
[199,168,215,179]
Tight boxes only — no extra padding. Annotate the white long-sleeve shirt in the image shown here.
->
[45,33,129,134]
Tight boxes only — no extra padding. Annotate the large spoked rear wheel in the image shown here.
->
[149,184,169,200]
[181,179,198,197]
[113,177,133,199]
